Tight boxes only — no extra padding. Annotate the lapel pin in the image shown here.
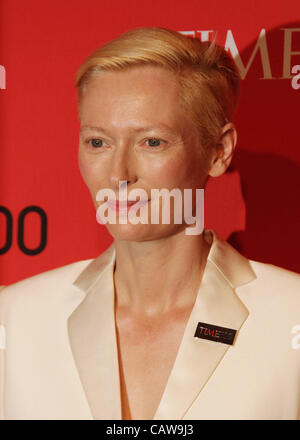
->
[194,322,237,345]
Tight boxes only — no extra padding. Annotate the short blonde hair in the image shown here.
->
[75,27,240,157]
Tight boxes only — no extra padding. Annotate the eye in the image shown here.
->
[88,138,105,148]
[145,138,164,148]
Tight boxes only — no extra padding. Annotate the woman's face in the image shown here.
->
[78,65,211,241]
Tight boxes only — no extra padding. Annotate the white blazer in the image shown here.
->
[0,229,300,420]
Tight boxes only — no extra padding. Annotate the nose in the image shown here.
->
[108,143,137,191]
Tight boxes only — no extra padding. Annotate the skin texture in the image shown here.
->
[78,65,237,419]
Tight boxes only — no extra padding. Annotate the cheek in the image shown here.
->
[140,154,201,189]
[139,156,187,188]
[78,152,104,193]
[78,153,88,181]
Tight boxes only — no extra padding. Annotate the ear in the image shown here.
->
[208,123,237,178]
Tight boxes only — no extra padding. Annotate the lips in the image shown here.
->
[107,199,149,212]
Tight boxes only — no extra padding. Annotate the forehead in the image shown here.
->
[79,66,188,130]
[82,65,179,99]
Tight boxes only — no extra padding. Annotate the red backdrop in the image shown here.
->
[1,0,300,284]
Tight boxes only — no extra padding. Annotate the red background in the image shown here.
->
[1,0,300,284]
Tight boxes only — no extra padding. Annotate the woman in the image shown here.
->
[0,27,300,420]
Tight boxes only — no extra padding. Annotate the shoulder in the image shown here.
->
[249,259,300,289]
[0,258,93,313]
[238,259,300,317]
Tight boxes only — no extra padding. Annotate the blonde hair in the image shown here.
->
[75,27,240,157]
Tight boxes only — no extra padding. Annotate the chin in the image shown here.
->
[105,223,184,242]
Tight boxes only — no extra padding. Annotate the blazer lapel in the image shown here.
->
[67,243,121,420]
[67,229,257,420]
[152,230,257,419]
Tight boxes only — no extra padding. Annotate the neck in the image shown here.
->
[113,230,211,316]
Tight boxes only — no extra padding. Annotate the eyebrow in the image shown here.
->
[79,124,176,135]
